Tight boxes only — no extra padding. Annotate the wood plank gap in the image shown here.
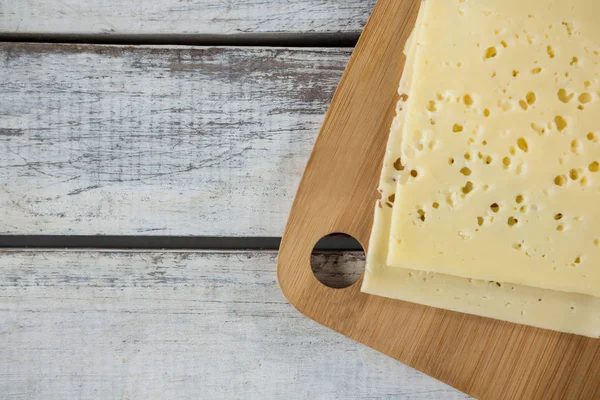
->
[0,32,360,48]
[0,236,363,251]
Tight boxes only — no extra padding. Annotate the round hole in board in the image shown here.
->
[310,233,365,289]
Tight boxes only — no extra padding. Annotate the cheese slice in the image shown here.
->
[362,1,600,338]
[387,0,600,297]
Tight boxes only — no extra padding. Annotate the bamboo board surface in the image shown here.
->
[277,0,600,398]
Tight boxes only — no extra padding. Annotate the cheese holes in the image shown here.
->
[484,46,497,60]
[453,123,464,133]
[519,205,528,214]
[531,123,546,135]
[393,158,405,171]
[515,162,528,176]
[516,195,524,204]
[445,193,457,207]
[531,67,542,75]
[519,92,536,111]
[570,169,580,180]
[554,116,568,132]
[519,100,528,110]
[579,92,592,104]
[463,94,474,106]
[517,138,529,152]
[557,88,574,103]
[547,45,556,59]
[499,99,512,111]
[571,139,582,155]
[555,175,568,186]
[589,161,599,172]
[460,167,472,176]
[561,21,574,37]
[507,216,519,227]
[461,181,474,195]
[561,21,575,37]
[490,203,500,213]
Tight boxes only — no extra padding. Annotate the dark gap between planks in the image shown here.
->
[0,32,360,48]
[0,236,363,251]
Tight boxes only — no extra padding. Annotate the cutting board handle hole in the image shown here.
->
[310,233,365,289]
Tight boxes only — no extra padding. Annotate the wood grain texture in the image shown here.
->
[277,0,600,399]
[0,0,375,36]
[0,43,350,236]
[0,250,469,400]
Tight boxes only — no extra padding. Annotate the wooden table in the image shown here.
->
[0,2,470,398]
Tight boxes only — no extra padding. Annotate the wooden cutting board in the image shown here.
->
[277,0,600,398]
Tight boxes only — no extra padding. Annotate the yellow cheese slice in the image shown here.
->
[362,1,600,338]
[387,0,600,297]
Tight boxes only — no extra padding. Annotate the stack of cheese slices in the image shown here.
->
[362,0,600,338]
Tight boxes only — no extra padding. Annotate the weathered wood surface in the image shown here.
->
[0,0,375,36]
[0,43,352,236]
[0,250,468,399]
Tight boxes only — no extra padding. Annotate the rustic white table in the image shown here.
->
[0,2,470,398]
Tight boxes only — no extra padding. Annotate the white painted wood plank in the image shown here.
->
[0,0,375,36]
[0,43,351,236]
[0,250,469,399]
